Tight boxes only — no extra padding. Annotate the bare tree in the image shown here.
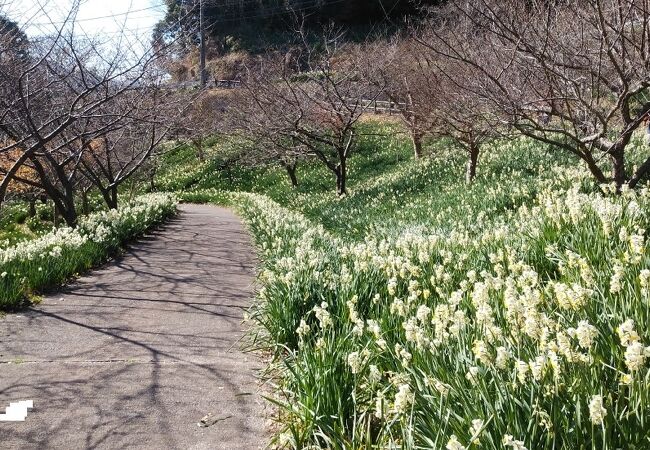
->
[174,89,230,162]
[0,4,180,225]
[78,87,186,209]
[417,0,650,189]
[359,34,495,181]
[241,28,377,196]
[359,38,440,159]
[236,127,305,188]
[426,59,498,183]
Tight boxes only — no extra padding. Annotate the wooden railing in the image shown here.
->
[214,79,242,89]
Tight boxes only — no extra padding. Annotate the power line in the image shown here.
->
[169,0,351,29]
[22,0,376,48]
[23,4,198,59]
[30,4,167,26]
[27,22,158,38]
[79,26,160,37]
[26,0,349,39]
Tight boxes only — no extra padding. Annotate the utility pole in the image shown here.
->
[199,0,207,87]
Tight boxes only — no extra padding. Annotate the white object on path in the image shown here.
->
[0,400,33,421]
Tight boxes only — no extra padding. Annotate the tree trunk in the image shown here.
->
[54,192,78,227]
[196,141,205,162]
[628,155,650,188]
[581,150,609,184]
[28,197,36,217]
[411,131,424,159]
[285,163,298,188]
[109,187,118,209]
[101,187,118,209]
[81,190,90,215]
[466,143,480,184]
[335,160,347,196]
[149,170,156,192]
[59,206,78,228]
[128,178,138,204]
[610,147,627,191]
[58,186,78,227]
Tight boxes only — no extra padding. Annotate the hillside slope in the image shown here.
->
[157,120,650,449]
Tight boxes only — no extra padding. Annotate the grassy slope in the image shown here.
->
[158,121,579,238]
[158,121,650,449]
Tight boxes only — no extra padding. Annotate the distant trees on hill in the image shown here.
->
[153,0,436,59]
[0,16,29,63]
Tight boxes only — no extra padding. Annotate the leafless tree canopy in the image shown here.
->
[417,0,650,188]
[3,0,650,218]
[237,27,378,195]
[0,3,189,226]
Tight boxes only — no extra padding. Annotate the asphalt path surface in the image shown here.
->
[0,204,266,449]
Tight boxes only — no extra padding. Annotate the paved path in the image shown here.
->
[0,204,266,449]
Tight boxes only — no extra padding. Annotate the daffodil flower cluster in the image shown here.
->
[0,193,176,307]
[176,133,650,449]
[218,179,650,449]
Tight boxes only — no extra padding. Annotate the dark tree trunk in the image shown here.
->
[111,187,118,209]
[611,147,627,191]
[51,191,77,227]
[466,143,480,184]
[335,159,347,196]
[26,155,78,227]
[28,197,36,217]
[149,170,156,192]
[285,163,298,187]
[81,190,90,215]
[50,198,77,227]
[101,187,118,209]
[196,141,205,162]
[581,150,608,184]
[411,131,424,159]
[59,207,77,228]
[629,156,650,188]
[61,191,78,227]
[49,184,78,228]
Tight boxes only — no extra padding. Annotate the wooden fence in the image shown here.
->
[214,79,242,89]
[358,98,406,115]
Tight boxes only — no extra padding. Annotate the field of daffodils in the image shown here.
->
[171,126,650,449]
[0,193,176,308]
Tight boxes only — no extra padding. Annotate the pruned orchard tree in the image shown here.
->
[236,126,305,188]
[0,4,181,225]
[418,0,650,189]
[359,37,440,159]
[79,86,186,209]
[241,28,377,196]
[358,35,497,180]
[422,52,499,183]
[175,90,231,162]
[233,69,305,188]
